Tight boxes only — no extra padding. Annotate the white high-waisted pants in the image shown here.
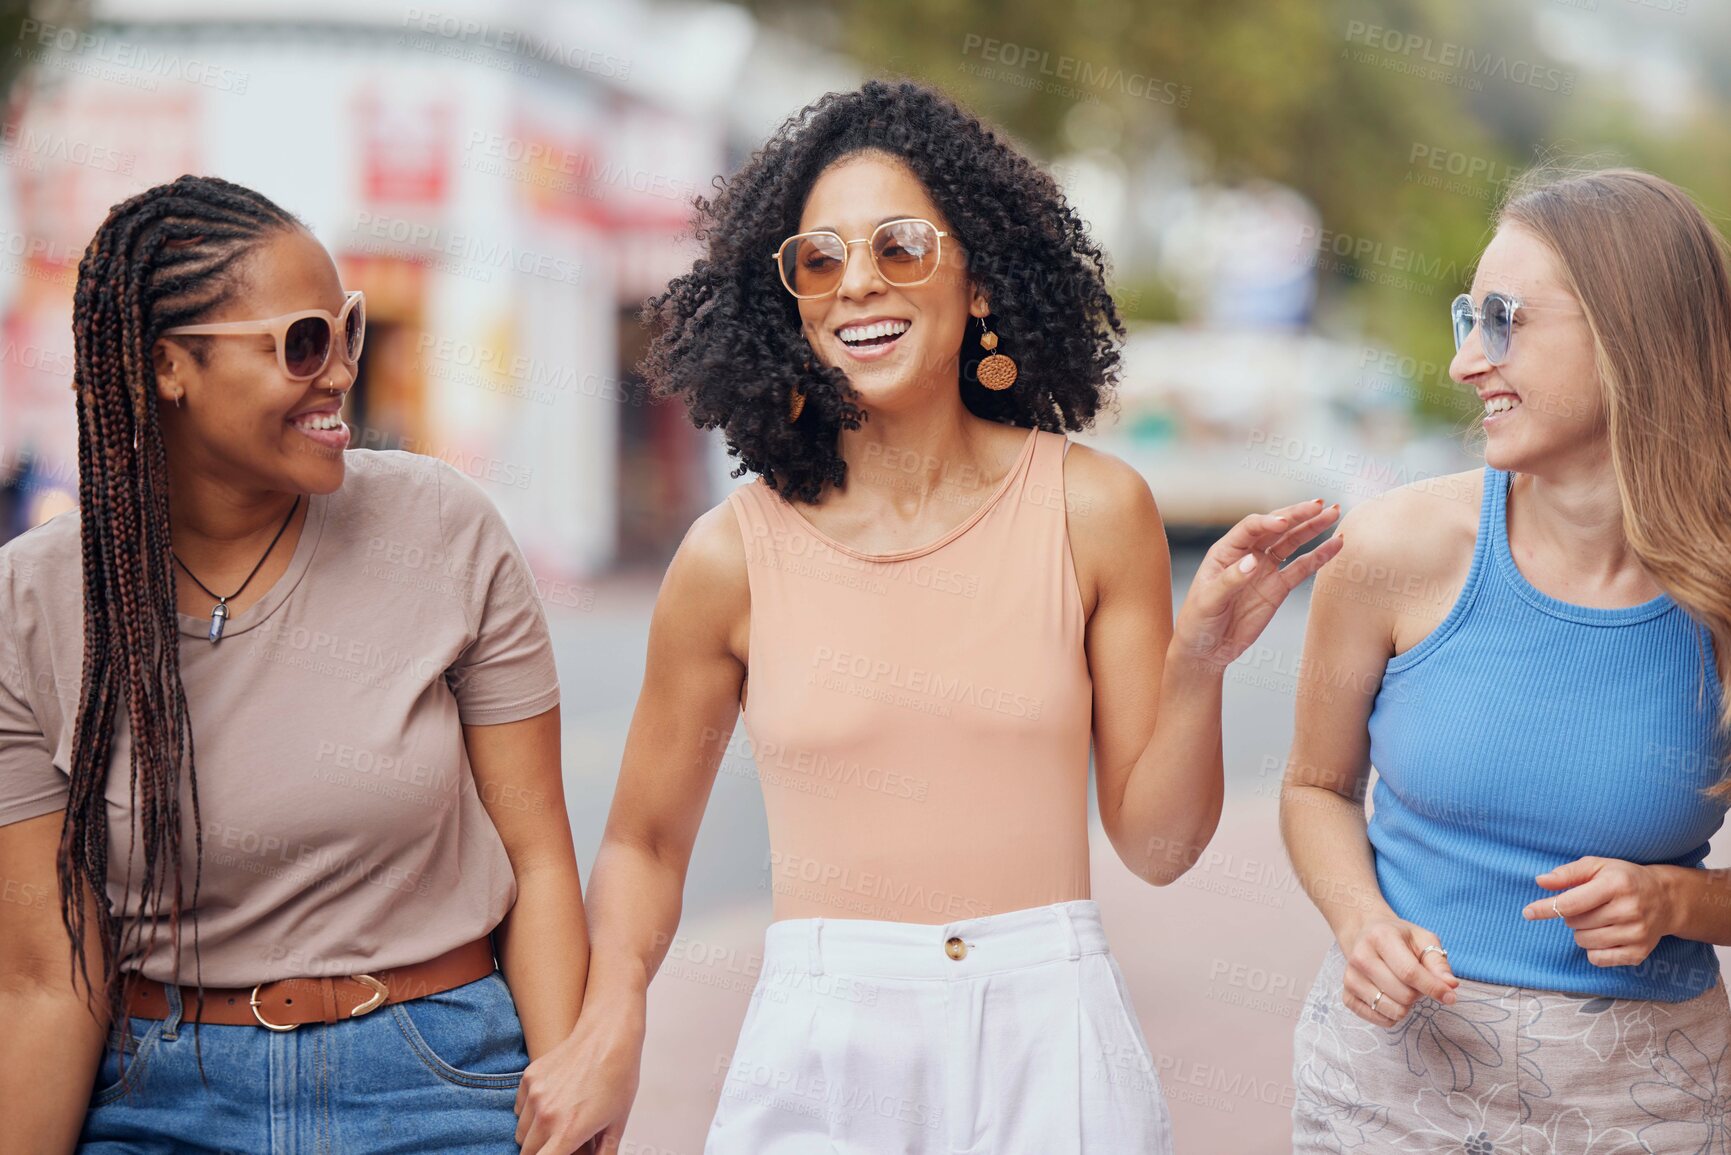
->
[703,899,1174,1154]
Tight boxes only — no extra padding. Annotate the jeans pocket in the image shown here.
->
[90,1017,166,1107]
[389,972,529,1089]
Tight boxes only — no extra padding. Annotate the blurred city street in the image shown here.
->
[2,1,1727,1150]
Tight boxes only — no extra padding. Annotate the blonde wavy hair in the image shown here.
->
[1496,167,1731,793]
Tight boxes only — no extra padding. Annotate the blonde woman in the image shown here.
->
[1283,168,1731,1153]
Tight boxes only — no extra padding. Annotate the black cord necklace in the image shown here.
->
[172,495,302,644]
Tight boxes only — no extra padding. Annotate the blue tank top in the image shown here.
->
[1367,466,1726,1001]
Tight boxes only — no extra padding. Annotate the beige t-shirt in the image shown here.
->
[0,450,561,986]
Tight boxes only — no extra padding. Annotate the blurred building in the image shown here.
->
[0,0,796,574]
[1,0,1455,560]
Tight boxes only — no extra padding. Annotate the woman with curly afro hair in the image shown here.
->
[510,80,1342,1153]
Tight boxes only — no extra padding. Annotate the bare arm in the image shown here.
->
[514,501,748,1155]
[1650,866,1731,948]
[1279,485,1467,1024]
[465,706,586,1060]
[1277,500,1398,941]
[0,809,109,1154]
[1071,446,1341,885]
[582,501,746,1028]
[1071,448,1218,884]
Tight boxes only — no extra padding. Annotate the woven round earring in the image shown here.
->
[788,383,806,423]
[976,317,1018,391]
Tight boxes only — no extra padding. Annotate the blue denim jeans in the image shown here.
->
[78,971,528,1153]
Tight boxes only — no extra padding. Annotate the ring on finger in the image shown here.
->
[1420,945,1448,960]
[1552,896,1562,919]
[1369,989,1384,1013]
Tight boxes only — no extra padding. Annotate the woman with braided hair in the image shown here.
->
[0,174,585,1152]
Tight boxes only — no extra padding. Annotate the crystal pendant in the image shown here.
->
[209,600,229,644]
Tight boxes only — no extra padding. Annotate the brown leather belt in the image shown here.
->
[121,937,497,1030]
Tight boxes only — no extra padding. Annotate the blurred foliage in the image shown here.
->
[0,0,39,100]
[740,0,1731,423]
[1,0,90,111]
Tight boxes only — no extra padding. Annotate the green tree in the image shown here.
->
[0,0,89,105]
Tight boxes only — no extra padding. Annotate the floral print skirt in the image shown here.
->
[1293,942,1731,1154]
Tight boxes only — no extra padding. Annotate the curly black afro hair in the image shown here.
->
[640,78,1125,503]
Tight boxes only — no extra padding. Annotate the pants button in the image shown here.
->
[945,936,968,961]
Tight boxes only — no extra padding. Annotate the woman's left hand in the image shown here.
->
[1172,498,1343,669]
[513,995,645,1155]
[1524,856,1677,967]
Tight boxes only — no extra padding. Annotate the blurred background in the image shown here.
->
[0,0,1725,1150]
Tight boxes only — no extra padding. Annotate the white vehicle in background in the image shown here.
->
[1077,323,1471,540]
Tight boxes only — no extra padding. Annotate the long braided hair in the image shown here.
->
[62,174,297,1030]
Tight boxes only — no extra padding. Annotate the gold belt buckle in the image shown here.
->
[349,974,389,1017]
[250,973,389,1031]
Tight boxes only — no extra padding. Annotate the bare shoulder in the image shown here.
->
[657,488,751,660]
[1323,469,1483,648]
[1059,439,1168,613]
[1336,469,1481,571]
[1060,439,1163,525]
[669,491,749,598]
[680,488,748,559]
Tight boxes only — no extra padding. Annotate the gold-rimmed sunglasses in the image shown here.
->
[770,218,948,300]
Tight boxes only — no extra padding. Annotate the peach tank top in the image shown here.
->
[726,427,1093,924]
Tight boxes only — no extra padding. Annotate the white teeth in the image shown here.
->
[294,411,343,431]
[1484,395,1519,416]
[838,319,911,343]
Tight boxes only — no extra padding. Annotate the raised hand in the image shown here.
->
[1173,498,1344,669]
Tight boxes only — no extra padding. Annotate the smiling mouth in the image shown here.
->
[290,410,344,431]
[837,319,912,348]
[1484,394,1521,416]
